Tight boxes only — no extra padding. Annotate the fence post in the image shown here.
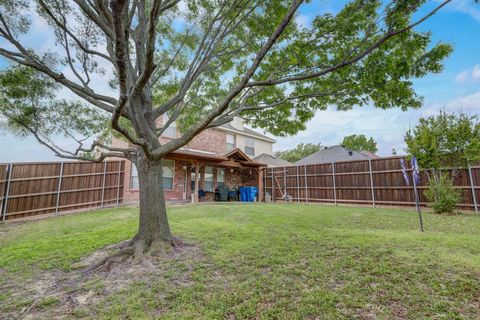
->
[332,162,337,205]
[296,166,300,202]
[468,164,478,214]
[272,167,275,202]
[283,166,287,199]
[116,161,122,206]
[1,164,12,222]
[304,165,308,203]
[368,159,376,207]
[55,162,64,216]
[100,161,108,208]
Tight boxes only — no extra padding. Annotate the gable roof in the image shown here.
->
[295,145,377,165]
[218,123,276,143]
[224,148,252,162]
[254,153,292,167]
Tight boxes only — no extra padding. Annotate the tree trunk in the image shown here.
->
[131,155,175,256]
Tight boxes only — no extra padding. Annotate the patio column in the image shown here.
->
[258,168,264,202]
[193,161,200,204]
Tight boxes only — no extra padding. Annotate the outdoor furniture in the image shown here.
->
[214,185,229,201]
[228,187,238,201]
[198,189,205,201]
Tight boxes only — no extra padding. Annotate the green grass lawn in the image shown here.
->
[1,204,480,319]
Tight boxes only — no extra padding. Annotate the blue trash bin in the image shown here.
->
[238,186,246,202]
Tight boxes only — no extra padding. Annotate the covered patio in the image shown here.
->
[165,148,266,203]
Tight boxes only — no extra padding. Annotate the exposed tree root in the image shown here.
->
[84,236,192,275]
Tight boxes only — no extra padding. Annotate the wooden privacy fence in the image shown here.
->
[264,156,480,212]
[0,160,125,221]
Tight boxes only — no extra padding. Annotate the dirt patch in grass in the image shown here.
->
[1,241,204,319]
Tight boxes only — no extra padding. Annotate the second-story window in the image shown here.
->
[162,114,176,138]
[226,133,235,151]
[245,137,255,157]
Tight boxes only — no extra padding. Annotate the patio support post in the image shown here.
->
[194,162,200,204]
[100,161,107,209]
[55,162,64,215]
[368,159,376,207]
[258,168,264,202]
[1,163,12,222]
[332,162,337,205]
[304,165,308,203]
[468,164,478,214]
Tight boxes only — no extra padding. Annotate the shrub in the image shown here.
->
[424,175,461,214]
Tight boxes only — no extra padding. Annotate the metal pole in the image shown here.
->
[296,166,300,202]
[116,161,122,206]
[304,165,308,203]
[264,168,266,202]
[283,166,287,200]
[368,159,375,207]
[1,164,12,222]
[412,167,424,232]
[332,162,337,205]
[100,161,107,208]
[55,162,64,216]
[468,164,478,214]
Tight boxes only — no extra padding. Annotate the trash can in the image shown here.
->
[238,186,246,202]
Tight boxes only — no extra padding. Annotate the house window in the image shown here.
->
[162,113,176,138]
[162,160,175,190]
[205,166,213,192]
[245,137,255,157]
[130,164,139,189]
[226,133,235,151]
[130,160,175,190]
[217,168,225,188]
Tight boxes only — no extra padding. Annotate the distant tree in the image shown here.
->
[341,134,378,153]
[275,143,322,163]
[405,111,480,175]
[404,111,480,213]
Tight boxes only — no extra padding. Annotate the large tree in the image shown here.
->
[275,142,322,163]
[0,0,452,265]
[341,134,378,153]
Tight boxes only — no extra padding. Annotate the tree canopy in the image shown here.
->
[275,142,322,163]
[341,134,378,153]
[404,111,480,171]
[0,0,453,162]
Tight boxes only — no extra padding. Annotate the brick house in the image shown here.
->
[111,117,276,203]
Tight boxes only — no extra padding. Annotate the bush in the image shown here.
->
[424,175,461,214]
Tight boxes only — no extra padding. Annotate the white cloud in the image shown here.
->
[295,14,310,29]
[446,0,480,22]
[454,65,480,83]
[274,91,480,158]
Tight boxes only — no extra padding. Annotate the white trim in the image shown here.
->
[215,126,276,143]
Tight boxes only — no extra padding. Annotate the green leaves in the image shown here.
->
[341,134,378,153]
[275,143,322,163]
[404,111,480,170]
[0,65,109,142]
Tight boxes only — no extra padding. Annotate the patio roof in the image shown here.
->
[166,148,266,168]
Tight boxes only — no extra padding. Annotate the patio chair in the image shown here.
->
[198,189,205,201]
[215,185,229,202]
[228,187,238,201]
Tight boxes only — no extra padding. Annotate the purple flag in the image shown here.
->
[400,158,410,186]
[411,156,421,186]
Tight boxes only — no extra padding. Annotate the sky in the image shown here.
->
[1,0,480,162]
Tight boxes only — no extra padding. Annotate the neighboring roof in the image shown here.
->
[218,123,276,143]
[254,153,292,167]
[295,145,378,165]
[359,150,381,159]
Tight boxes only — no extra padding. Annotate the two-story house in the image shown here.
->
[112,117,276,203]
